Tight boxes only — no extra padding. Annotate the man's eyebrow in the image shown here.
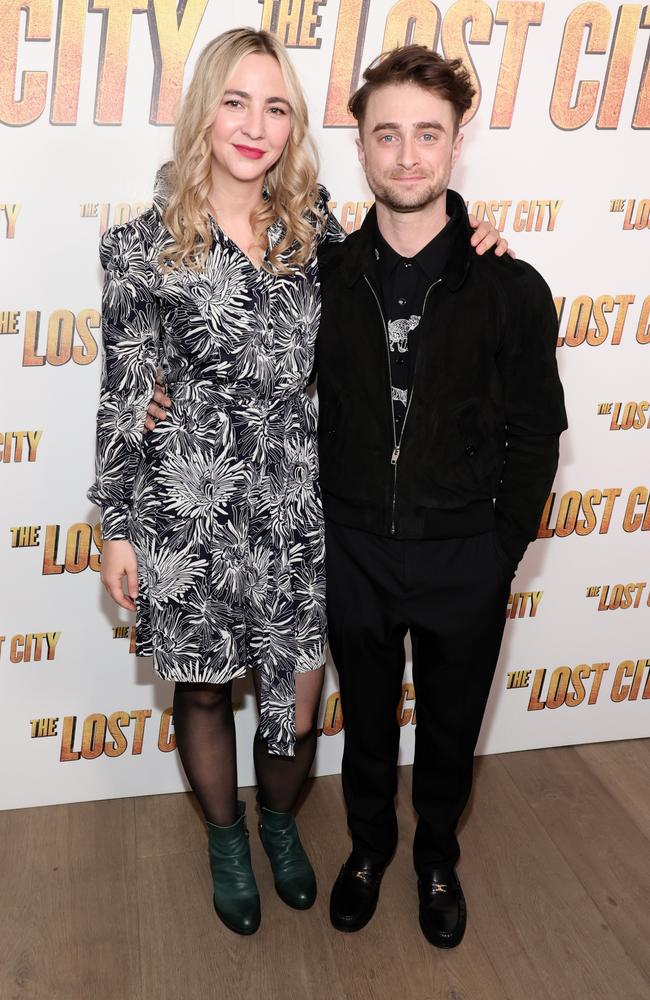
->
[223,89,291,106]
[372,121,400,133]
[371,119,446,133]
[415,120,446,132]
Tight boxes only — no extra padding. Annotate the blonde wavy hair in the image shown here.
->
[161,28,323,274]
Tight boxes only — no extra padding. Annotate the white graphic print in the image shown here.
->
[89,180,345,755]
[391,386,408,407]
[388,314,420,352]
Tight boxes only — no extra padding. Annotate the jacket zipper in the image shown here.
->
[364,274,443,534]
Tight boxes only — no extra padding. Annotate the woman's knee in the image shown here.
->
[294,714,318,742]
[293,667,324,740]
[174,681,232,713]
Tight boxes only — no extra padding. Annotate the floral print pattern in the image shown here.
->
[88,183,344,755]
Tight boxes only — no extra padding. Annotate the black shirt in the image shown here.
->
[373,203,457,437]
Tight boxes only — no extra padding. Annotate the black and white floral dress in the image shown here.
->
[88,177,344,755]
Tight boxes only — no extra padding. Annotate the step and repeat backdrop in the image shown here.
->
[1,0,648,810]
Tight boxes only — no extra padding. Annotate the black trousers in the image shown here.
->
[325,519,514,873]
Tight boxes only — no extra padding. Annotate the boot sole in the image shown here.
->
[277,887,317,910]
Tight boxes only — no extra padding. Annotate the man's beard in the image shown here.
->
[368,171,449,214]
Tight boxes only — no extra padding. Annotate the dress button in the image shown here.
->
[398,298,406,306]
[403,261,412,268]
[397,357,405,365]
[465,443,477,457]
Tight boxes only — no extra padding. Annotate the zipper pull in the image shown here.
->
[391,446,400,465]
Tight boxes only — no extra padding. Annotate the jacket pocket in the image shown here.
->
[456,401,497,485]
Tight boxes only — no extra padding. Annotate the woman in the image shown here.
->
[89,28,505,936]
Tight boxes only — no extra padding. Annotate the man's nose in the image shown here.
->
[398,136,419,169]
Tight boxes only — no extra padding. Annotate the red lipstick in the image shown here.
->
[234,145,265,159]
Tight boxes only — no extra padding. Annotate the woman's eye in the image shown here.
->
[224,99,242,109]
[268,106,288,116]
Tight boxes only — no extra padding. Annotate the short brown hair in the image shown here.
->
[349,46,475,133]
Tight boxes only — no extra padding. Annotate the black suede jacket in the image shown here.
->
[316,190,568,566]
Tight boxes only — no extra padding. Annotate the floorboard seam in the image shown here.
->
[499,748,650,991]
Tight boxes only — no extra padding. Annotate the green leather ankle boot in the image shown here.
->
[207,803,261,935]
[259,806,317,910]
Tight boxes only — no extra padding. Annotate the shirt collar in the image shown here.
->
[373,198,459,283]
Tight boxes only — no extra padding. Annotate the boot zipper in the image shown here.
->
[364,275,442,534]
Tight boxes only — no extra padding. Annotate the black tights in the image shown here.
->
[173,667,323,826]
[173,681,237,826]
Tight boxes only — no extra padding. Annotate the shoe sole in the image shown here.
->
[418,910,467,949]
[421,928,466,949]
[329,901,378,933]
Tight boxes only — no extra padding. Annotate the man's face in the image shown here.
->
[356,83,463,212]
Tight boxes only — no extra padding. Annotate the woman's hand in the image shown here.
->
[468,214,514,257]
[101,539,139,612]
[144,369,172,432]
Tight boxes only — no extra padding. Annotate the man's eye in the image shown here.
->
[380,134,395,142]
[421,133,436,142]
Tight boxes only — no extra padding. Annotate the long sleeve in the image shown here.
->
[87,222,161,540]
[494,260,568,565]
[311,185,347,387]
[316,184,347,246]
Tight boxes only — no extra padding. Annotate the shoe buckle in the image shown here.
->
[431,882,447,893]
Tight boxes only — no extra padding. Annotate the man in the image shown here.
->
[316,47,567,948]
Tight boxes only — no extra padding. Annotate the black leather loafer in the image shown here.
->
[417,865,467,948]
[330,855,387,932]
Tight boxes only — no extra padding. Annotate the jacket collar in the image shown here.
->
[340,188,472,292]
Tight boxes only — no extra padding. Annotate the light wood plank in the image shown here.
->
[134,789,205,860]
[501,744,650,984]
[575,737,650,834]
[0,799,140,1000]
[3,741,649,1000]
[378,771,512,1000]
[461,753,649,1000]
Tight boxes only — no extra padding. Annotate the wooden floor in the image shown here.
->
[2,739,649,1000]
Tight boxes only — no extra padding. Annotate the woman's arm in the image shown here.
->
[87,222,161,607]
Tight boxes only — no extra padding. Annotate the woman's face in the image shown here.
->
[210,52,292,188]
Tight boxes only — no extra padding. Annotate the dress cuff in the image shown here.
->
[99,504,130,541]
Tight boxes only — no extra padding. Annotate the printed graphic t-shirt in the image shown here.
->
[373,204,457,437]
